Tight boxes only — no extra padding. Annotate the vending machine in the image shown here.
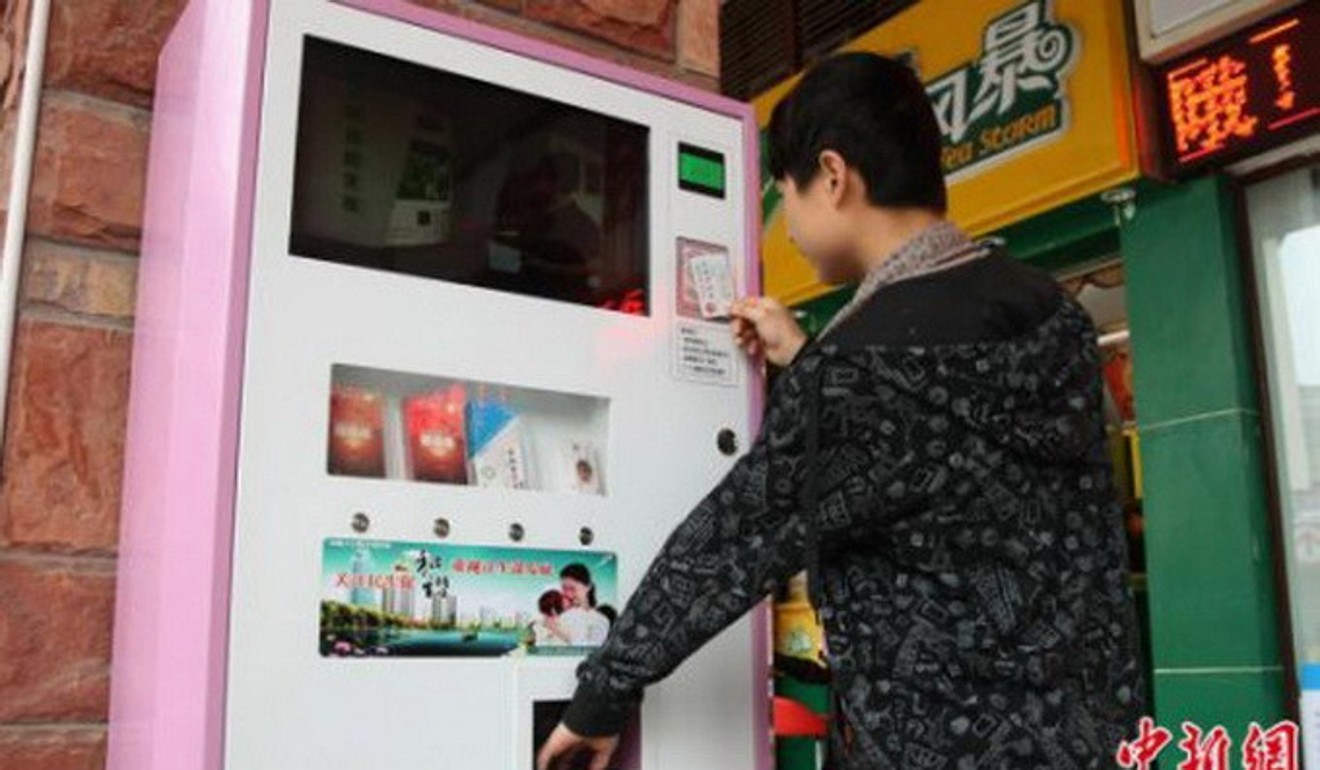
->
[106,2,765,769]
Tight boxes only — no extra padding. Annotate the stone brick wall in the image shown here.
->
[0,1,718,768]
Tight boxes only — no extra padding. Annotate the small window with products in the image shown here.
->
[290,37,651,315]
[328,364,609,496]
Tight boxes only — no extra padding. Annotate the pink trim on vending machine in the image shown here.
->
[106,1,270,769]
[743,113,772,770]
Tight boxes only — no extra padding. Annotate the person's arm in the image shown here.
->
[560,364,819,737]
[543,615,572,644]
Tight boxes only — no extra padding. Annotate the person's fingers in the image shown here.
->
[535,736,561,770]
[589,745,614,770]
[728,303,754,322]
[732,297,767,322]
[562,745,589,770]
[734,324,758,345]
[537,726,574,770]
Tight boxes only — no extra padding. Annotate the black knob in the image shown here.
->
[433,517,451,539]
[509,523,525,543]
[351,512,370,534]
[579,527,595,546]
[717,428,739,456]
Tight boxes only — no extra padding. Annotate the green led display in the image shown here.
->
[678,144,726,198]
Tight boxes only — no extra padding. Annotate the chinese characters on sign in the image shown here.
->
[1272,39,1296,112]
[450,558,555,576]
[1167,56,1259,163]
[1157,6,1320,174]
[1115,718,1299,770]
[926,0,1079,179]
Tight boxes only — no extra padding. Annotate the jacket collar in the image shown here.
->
[820,221,985,338]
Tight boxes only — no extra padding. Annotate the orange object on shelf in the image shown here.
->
[328,385,386,477]
[404,385,468,484]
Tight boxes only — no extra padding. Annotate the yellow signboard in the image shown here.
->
[754,0,1139,305]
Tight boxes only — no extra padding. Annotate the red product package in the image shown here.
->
[405,385,469,484]
[1102,345,1136,424]
[328,386,386,478]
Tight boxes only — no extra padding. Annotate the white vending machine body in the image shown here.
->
[106,2,769,770]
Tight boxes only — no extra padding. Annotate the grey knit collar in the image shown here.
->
[819,221,987,338]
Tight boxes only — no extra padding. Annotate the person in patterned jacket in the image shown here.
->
[538,52,1146,770]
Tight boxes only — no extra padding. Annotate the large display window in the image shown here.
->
[290,37,652,314]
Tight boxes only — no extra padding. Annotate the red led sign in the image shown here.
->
[1154,4,1320,175]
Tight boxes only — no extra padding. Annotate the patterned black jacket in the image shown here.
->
[564,253,1147,769]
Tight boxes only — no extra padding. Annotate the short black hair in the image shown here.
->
[767,52,947,213]
[560,563,591,584]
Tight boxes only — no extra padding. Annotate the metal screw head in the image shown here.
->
[1101,187,1138,224]
[351,512,370,534]
[579,527,595,546]
[717,428,739,456]
[1100,186,1137,206]
[433,517,451,539]
[508,523,525,543]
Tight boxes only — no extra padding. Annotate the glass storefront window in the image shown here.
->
[1245,165,1320,667]
[290,38,651,315]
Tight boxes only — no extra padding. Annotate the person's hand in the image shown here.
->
[730,296,808,367]
[536,723,619,770]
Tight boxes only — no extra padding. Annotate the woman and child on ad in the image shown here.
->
[533,564,616,649]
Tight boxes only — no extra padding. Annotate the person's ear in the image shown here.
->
[817,150,849,207]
